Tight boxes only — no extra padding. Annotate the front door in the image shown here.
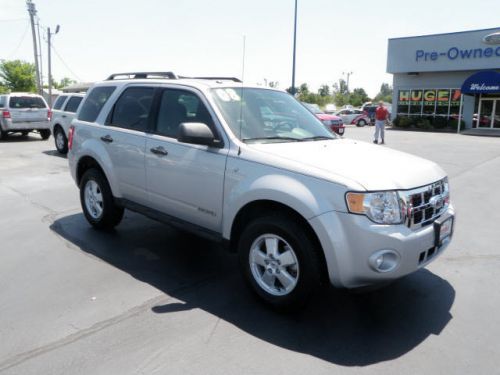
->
[145,87,228,232]
[477,99,500,128]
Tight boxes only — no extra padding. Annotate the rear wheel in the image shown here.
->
[54,127,68,154]
[357,119,367,127]
[80,168,124,230]
[238,214,322,310]
[0,130,7,140]
[39,129,51,140]
[21,130,30,136]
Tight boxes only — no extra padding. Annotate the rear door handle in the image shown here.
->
[150,146,168,156]
[100,135,113,143]
[61,115,67,118]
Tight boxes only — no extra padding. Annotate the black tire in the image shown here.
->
[357,119,367,127]
[79,168,124,230]
[39,129,51,140]
[21,130,30,136]
[54,127,68,154]
[238,214,322,310]
[0,130,7,140]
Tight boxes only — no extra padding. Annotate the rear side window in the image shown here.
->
[109,87,154,131]
[53,95,68,110]
[0,96,6,107]
[9,96,47,109]
[78,86,116,123]
[64,96,83,113]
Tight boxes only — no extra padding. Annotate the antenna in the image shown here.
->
[238,35,246,146]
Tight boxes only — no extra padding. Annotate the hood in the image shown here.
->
[248,138,446,191]
[316,113,341,121]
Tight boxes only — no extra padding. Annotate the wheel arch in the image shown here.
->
[76,155,121,198]
[228,199,329,283]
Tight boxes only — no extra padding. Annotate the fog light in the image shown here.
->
[368,250,400,273]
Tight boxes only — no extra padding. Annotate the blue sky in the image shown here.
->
[1,0,499,97]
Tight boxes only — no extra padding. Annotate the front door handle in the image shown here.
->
[100,135,113,143]
[150,146,168,156]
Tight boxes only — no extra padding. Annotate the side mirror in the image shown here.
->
[177,122,222,148]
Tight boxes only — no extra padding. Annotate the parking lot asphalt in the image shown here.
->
[0,127,499,374]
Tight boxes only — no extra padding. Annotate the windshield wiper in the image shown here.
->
[242,136,304,143]
[302,136,335,141]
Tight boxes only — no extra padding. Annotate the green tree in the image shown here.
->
[318,84,330,97]
[348,88,370,107]
[373,83,393,103]
[0,60,36,92]
[53,77,77,90]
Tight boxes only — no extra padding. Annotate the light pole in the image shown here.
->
[291,0,298,95]
[47,25,60,107]
[26,0,42,94]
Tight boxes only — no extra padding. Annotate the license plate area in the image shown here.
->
[434,215,454,247]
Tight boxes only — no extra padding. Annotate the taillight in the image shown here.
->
[68,126,75,150]
[2,110,10,119]
[47,109,52,121]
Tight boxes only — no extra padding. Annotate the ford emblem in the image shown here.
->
[483,31,500,45]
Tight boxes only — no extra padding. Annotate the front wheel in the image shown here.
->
[39,129,51,140]
[238,215,322,310]
[80,168,124,230]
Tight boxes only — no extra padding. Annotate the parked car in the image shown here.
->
[68,72,454,310]
[302,102,345,135]
[362,102,392,124]
[0,93,51,140]
[336,108,371,126]
[324,103,337,114]
[50,93,85,153]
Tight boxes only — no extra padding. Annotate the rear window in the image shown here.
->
[64,96,83,113]
[53,95,68,110]
[9,96,47,109]
[78,86,116,123]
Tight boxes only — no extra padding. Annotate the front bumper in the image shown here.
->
[309,205,455,288]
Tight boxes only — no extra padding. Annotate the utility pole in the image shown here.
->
[26,0,41,94]
[47,25,60,107]
[343,71,353,93]
[291,0,298,95]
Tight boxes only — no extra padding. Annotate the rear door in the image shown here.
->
[100,86,155,205]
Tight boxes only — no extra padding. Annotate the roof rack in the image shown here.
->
[106,72,178,80]
[186,76,242,83]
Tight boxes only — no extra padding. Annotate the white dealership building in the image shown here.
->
[387,27,500,131]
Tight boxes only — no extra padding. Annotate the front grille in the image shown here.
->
[402,179,449,229]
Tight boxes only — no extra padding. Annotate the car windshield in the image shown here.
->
[211,88,335,143]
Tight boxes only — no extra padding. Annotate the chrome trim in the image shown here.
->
[400,178,449,229]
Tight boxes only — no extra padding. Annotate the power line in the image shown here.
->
[0,18,28,22]
[6,21,30,58]
[50,43,82,81]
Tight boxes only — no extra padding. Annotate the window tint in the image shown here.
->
[155,89,214,138]
[110,87,154,131]
[9,96,47,109]
[53,95,68,110]
[78,86,116,122]
[64,96,83,113]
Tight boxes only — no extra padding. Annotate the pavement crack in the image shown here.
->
[3,185,57,216]
[0,277,215,373]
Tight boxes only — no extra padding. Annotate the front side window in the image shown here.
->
[9,96,47,109]
[110,87,154,131]
[78,86,116,123]
[64,96,83,113]
[211,88,334,143]
[155,89,214,138]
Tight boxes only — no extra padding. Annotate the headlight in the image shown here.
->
[322,120,332,126]
[346,191,404,224]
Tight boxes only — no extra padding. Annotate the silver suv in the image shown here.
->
[0,93,51,140]
[68,72,455,309]
[50,93,85,153]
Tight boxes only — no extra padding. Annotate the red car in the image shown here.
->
[302,102,345,136]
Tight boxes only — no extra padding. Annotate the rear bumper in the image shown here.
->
[1,119,50,131]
